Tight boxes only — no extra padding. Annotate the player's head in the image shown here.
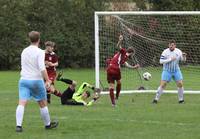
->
[168,40,176,51]
[45,41,55,53]
[126,47,135,57]
[82,91,91,100]
[28,31,40,44]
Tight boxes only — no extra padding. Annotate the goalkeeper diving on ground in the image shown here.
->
[49,72,101,106]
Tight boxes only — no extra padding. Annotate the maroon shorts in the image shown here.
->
[47,72,57,84]
[107,68,121,83]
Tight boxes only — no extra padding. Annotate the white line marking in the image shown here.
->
[101,90,200,94]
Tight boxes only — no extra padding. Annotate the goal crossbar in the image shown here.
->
[95,11,200,15]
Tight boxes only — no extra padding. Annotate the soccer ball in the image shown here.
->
[143,72,152,81]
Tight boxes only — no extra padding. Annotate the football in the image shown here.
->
[143,72,152,81]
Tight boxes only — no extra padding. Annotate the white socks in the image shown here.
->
[16,105,25,127]
[155,86,164,100]
[155,86,184,101]
[178,87,184,101]
[16,105,51,127]
[40,106,51,126]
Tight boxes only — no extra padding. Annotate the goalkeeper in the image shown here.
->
[52,72,101,106]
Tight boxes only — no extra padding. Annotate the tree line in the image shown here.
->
[0,0,199,70]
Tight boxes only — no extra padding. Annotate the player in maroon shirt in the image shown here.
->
[45,41,58,103]
[106,35,140,106]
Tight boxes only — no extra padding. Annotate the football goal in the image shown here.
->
[95,11,200,94]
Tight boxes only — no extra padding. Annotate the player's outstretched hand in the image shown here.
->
[119,35,123,41]
[182,52,187,61]
[134,64,140,69]
[94,92,101,100]
[87,101,93,106]
[171,56,176,61]
[95,88,101,93]
[45,80,51,89]
[182,52,187,56]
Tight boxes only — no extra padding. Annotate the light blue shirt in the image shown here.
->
[160,48,183,72]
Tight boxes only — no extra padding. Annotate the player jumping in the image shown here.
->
[106,35,140,106]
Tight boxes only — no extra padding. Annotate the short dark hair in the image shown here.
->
[45,41,55,47]
[85,91,91,97]
[28,31,40,43]
[169,39,176,44]
[127,47,135,54]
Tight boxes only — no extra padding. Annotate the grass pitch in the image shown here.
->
[0,69,200,139]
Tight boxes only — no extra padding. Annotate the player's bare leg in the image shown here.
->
[48,84,62,97]
[47,72,65,98]
[153,80,167,103]
[69,82,76,90]
[116,80,121,100]
[109,83,115,106]
[176,80,184,103]
[46,71,63,97]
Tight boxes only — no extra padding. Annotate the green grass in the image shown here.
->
[1,69,200,139]
[100,65,200,90]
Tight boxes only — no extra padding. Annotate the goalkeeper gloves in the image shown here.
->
[87,101,93,106]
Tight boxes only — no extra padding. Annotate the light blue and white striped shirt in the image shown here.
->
[160,48,184,72]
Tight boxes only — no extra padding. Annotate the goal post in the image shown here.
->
[95,11,200,93]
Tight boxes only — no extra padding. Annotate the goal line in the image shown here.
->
[101,90,200,95]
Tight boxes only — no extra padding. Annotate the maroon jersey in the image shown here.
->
[106,48,128,83]
[45,52,58,74]
[108,48,128,71]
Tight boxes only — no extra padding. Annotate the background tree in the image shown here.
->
[0,0,200,70]
[149,0,200,10]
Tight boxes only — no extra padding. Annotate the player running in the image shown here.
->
[44,41,58,103]
[106,35,140,106]
[16,31,58,132]
[50,72,101,106]
[152,40,187,104]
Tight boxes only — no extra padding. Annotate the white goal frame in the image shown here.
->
[94,11,200,94]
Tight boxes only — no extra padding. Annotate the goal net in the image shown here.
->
[95,11,200,93]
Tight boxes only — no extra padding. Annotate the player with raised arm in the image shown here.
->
[152,40,187,104]
[106,35,140,106]
[15,31,58,132]
[44,41,58,103]
[49,72,101,106]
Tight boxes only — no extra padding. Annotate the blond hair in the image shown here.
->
[45,41,55,47]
